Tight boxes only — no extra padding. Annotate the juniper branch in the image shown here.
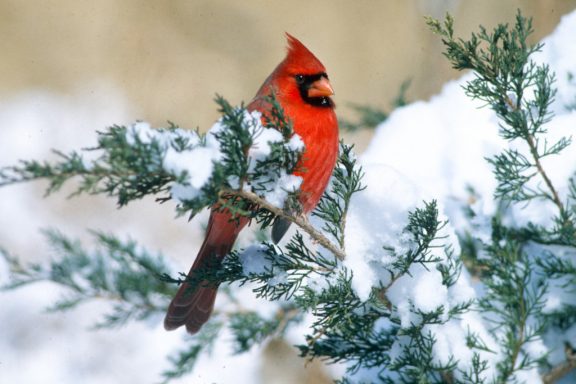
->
[222,188,346,261]
[427,11,570,221]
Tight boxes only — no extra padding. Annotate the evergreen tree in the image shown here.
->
[1,10,575,383]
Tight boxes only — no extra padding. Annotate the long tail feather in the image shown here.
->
[164,210,248,333]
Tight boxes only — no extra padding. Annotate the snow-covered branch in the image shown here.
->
[223,188,346,261]
[2,9,576,384]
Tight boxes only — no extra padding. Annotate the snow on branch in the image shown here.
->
[0,93,352,262]
[2,9,576,384]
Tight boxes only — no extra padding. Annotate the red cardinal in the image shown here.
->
[164,34,339,334]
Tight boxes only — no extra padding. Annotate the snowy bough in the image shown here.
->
[1,11,576,383]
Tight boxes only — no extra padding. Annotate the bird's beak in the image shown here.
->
[308,77,334,98]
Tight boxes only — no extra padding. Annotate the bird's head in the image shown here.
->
[264,33,335,109]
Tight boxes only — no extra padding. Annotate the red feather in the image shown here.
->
[164,34,339,334]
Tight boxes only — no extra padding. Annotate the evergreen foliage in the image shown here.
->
[2,230,173,328]
[428,10,576,383]
[0,9,575,383]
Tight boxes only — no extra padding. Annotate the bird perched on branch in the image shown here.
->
[164,34,339,334]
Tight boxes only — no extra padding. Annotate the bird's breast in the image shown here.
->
[291,108,339,213]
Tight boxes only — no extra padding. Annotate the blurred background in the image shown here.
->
[1,1,575,383]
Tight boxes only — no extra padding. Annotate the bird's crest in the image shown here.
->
[284,33,326,75]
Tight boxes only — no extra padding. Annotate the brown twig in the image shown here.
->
[223,188,346,261]
[542,344,576,384]
[525,134,566,218]
[504,94,566,219]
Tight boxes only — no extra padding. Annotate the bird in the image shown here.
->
[164,33,339,334]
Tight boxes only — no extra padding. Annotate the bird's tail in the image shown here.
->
[164,210,248,334]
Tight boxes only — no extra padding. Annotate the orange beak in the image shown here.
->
[307,77,334,98]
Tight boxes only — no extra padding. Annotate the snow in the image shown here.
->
[239,244,274,275]
[339,9,576,382]
[247,118,283,161]
[243,110,304,209]
[0,89,261,384]
[2,9,576,384]
[343,164,422,301]
[122,109,303,208]
[165,146,219,199]
[262,172,302,208]
[286,134,305,152]
[123,120,221,203]
[125,121,156,145]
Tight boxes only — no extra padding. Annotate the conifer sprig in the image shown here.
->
[427,11,570,220]
[1,230,173,328]
[313,142,365,250]
[429,10,576,383]
[1,10,575,384]
[300,200,467,382]
[0,126,175,204]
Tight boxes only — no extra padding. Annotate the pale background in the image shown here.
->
[1,1,575,383]
[2,1,575,138]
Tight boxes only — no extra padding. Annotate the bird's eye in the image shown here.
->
[295,75,305,84]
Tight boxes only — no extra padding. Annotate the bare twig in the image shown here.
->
[542,344,576,384]
[525,133,566,218]
[224,188,346,261]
